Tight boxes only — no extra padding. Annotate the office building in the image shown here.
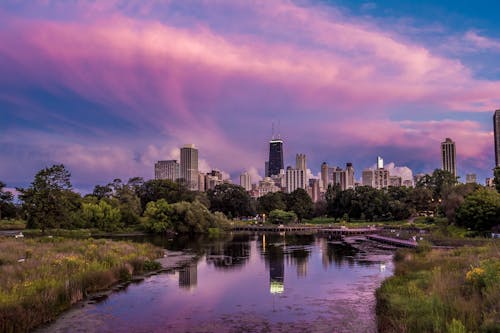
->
[374,168,390,189]
[441,138,457,177]
[180,144,199,191]
[154,160,179,181]
[377,156,384,169]
[494,110,500,167]
[321,162,329,191]
[205,170,223,191]
[286,167,306,193]
[308,178,321,203]
[296,153,306,171]
[267,138,284,177]
[198,172,206,192]
[333,164,355,191]
[240,172,252,191]
[389,176,402,187]
[465,174,477,184]
[403,179,413,187]
[362,169,374,187]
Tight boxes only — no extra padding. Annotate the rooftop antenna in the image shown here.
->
[272,122,275,140]
[277,120,281,140]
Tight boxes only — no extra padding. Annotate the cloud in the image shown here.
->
[384,162,413,182]
[464,31,500,51]
[0,0,498,187]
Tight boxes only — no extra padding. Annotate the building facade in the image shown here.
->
[494,110,500,167]
[240,172,252,191]
[320,162,329,191]
[268,139,284,177]
[286,167,306,193]
[465,174,477,184]
[441,138,457,177]
[180,144,199,191]
[154,160,179,181]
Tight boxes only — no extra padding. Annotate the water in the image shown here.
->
[39,232,394,333]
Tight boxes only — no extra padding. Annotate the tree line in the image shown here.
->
[1,165,499,233]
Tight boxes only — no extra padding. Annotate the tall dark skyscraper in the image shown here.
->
[267,138,284,177]
[494,109,500,167]
[441,138,457,177]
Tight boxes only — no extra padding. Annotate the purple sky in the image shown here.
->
[1,0,500,191]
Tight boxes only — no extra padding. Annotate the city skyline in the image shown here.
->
[1,1,500,191]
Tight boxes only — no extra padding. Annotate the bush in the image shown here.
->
[268,209,297,225]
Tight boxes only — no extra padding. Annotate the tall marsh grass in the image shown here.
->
[0,237,163,332]
[377,241,500,332]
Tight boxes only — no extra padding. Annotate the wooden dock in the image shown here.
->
[366,234,418,248]
[319,227,379,236]
[231,225,317,232]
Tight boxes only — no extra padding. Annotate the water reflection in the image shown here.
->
[178,262,197,291]
[41,232,395,333]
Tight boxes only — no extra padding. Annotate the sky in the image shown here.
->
[1,0,500,192]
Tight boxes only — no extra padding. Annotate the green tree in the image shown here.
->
[268,209,297,225]
[416,169,458,199]
[441,183,479,224]
[286,188,313,222]
[143,199,173,233]
[81,200,122,231]
[456,189,500,231]
[136,179,195,209]
[18,164,81,232]
[207,183,255,218]
[494,167,500,193]
[0,181,15,219]
[257,192,287,215]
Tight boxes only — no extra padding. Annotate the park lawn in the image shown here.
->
[376,241,500,333]
[0,219,26,230]
[0,237,163,332]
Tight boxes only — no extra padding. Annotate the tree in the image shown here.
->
[143,199,173,233]
[286,188,313,222]
[441,183,479,224]
[257,192,287,215]
[0,181,15,219]
[207,183,255,218]
[81,199,122,231]
[456,189,500,231]
[494,167,500,193]
[18,164,81,232]
[416,169,458,199]
[136,179,195,209]
[268,209,297,225]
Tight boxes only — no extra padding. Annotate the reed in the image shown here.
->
[0,237,163,332]
[377,241,500,332]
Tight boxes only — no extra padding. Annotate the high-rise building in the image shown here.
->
[205,170,223,191]
[308,178,321,203]
[441,138,457,177]
[321,162,329,191]
[180,144,199,191]
[332,166,346,189]
[466,174,477,184]
[362,169,374,187]
[198,172,206,192]
[240,172,252,191]
[286,167,306,193]
[154,160,179,181]
[389,176,402,187]
[374,168,390,189]
[296,154,306,171]
[345,162,355,189]
[377,156,384,169]
[494,110,500,167]
[267,139,284,177]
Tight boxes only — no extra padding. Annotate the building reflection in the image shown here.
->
[205,234,251,270]
[258,233,315,294]
[320,237,358,269]
[179,262,197,291]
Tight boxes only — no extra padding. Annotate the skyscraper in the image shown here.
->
[286,166,306,193]
[494,110,500,167]
[296,154,306,171]
[441,138,457,177]
[180,144,199,191]
[321,162,329,191]
[268,138,284,177]
[240,172,252,191]
[154,160,179,181]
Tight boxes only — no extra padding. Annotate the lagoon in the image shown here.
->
[38,232,394,333]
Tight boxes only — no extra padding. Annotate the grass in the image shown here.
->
[376,241,500,333]
[0,219,26,230]
[0,237,163,332]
